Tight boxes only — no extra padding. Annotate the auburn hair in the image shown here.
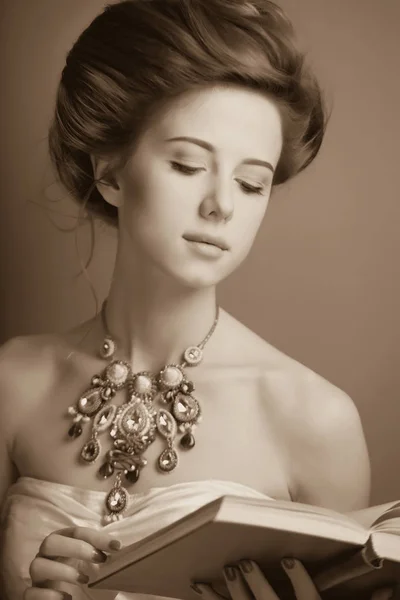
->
[48,0,327,226]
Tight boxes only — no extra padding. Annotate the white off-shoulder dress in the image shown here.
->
[0,477,272,600]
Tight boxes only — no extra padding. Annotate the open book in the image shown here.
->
[89,495,400,599]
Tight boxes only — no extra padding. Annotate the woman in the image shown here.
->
[0,0,395,599]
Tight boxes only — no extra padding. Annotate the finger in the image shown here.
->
[281,558,322,600]
[37,527,121,562]
[29,556,89,587]
[223,566,252,600]
[371,588,396,600]
[237,561,280,600]
[24,588,72,600]
[191,583,227,600]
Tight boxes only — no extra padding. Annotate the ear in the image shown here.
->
[90,155,124,208]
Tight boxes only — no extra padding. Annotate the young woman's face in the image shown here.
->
[112,84,283,288]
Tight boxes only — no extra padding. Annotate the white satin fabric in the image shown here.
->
[0,477,271,600]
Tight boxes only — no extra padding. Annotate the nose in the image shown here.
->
[199,175,234,223]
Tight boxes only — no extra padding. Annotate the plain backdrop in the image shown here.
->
[0,0,399,506]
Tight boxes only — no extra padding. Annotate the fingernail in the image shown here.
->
[92,549,108,563]
[281,557,296,570]
[240,560,253,573]
[224,566,237,581]
[109,539,122,550]
[191,584,203,595]
[77,574,90,584]
[63,595,72,600]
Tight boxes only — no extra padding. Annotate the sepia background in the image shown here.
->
[0,0,399,506]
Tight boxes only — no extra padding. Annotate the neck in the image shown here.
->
[102,257,218,373]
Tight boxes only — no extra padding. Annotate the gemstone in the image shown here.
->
[184,346,203,366]
[158,448,178,472]
[131,373,153,396]
[172,394,200,423]
[99,462,114,479]
[125,467,140,484]
[68,422,83,438]
[159,366,184,389]
[93,404,117,433]
[105,361,131,388]
[81,439,100,462]
[100,336,115,359]
[156,409,177,439]
[106,486,129,514]
[120,403,150,437]
[180,433,195,449]
[78,389,102,416]
[67,406,77,416]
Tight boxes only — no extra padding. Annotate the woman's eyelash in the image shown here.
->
[170,162,265,195]
[170,161,203,175]
[237,180,264,195]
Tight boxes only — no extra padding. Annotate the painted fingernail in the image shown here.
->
[63,595,73,600]
[281,557,296,570]
[92,549,108,563]
[224,566,237,581]
[77,573,90,584]
[191,584,203,595]
[109,539,122,550]
[240,560,253,573]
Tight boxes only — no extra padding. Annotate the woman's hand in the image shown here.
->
[23,526,122,600]
[192,558,396,600]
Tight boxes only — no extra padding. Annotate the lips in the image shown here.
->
[183,233,230,251]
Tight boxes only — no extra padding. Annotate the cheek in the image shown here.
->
[235,199,269,246]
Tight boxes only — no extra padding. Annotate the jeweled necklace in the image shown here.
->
[67,300,219,523]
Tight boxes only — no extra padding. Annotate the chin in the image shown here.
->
[169,261,238,290]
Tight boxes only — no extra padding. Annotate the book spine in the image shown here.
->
[313,541,383,592]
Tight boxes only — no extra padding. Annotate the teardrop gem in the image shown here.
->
[106,485,129,515]
[172,394,200,423]
[158,448,178,472]
[80,439,100,462]
[78,388,102,416]
[180,433,196,449]
[125,467,140,484]
[99,462,114,479]
[120,402,150,437]
[156,409,177,440]
[68,422,83,438]
[93,404,117,433]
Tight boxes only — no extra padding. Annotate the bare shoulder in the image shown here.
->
[0,320,98,443]
[219,310,371,512]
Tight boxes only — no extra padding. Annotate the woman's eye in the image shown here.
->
[237,180,265,195]
[170,161,204,175]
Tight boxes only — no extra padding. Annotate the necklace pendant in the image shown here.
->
[99,461,115,479]
[180,432,196,449]
[158,447,178,472]
[104,475,129,523]
[68,421,83,439]
[80,437,101,463]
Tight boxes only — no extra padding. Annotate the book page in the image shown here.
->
[348,500,400,529]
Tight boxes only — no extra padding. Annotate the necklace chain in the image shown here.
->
[100,300,220,363]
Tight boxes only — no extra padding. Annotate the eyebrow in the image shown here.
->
[165,136,275,173]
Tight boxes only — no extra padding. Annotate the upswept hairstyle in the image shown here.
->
[48,0,327,227]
